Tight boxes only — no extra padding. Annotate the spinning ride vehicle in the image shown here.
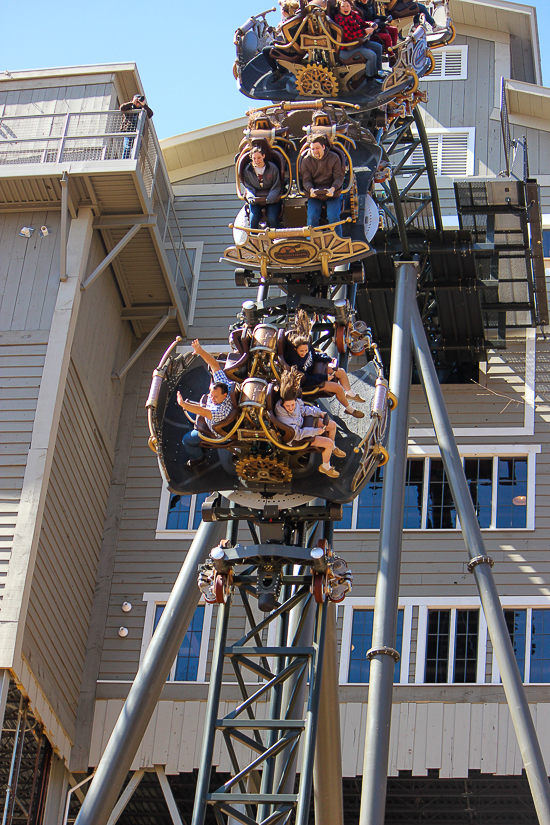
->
[233,0,453,106]
[146,301,395,508]
[223,102,395,279]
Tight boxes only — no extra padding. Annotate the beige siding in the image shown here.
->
[22,360,114,741]
[90,698,550,778]
[0,81,116,117]
[0,332,47,597]
[0,211,63,332]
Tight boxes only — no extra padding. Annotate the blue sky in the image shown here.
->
[1,0,548,140]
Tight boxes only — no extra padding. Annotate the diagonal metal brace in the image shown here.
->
[112,308,177,380]
[81,223,142,291]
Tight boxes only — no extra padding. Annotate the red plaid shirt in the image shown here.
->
[334,10,372,42]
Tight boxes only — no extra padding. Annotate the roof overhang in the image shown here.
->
[0,63,144,108]
[159,117,247,183]
[505,79,550,131]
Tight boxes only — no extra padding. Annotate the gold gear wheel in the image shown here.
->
[236,455,292,484]
[295,65,338,98]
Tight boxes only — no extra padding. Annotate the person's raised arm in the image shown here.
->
[191,339,222,374]
[177,391,213,419]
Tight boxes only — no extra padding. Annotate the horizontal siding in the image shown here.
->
[90,698,550,778]
[22,360,113,740]
[0,82,115,117]
[0,334,46,596]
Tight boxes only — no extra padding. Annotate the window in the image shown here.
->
[154,604,205,681]
[410,128,475,176]
[425,609,479,683]
[348,608,403,683]
[496,608,550,684]
[156,491,208,536]
[336,453,532,531]
[140,593,212,682]
[422,46,468,81]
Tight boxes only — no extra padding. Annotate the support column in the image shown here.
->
[74,519,225,825]
[43,753,70,825]
[410,304,550,825]
[359,262,418,825]
[0,671,10,746]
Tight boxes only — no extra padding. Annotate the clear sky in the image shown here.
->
[1,0,548,140]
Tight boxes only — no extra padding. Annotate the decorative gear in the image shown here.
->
[295,64,338,98]
[235,454,292,484]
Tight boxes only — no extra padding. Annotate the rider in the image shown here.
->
[274,366,346,478]
[243,143,282,229]
[354,0,398,58]
[177,340,235,468]
[301,136,345,236]
[334,0,385,78]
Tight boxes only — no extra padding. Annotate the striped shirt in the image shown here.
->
[205,369,235,431]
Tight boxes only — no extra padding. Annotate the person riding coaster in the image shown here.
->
[275,366,345,478]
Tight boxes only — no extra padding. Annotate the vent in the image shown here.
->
[424,46,468,81]
[410,129,475,177]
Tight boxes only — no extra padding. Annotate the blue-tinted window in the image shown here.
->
[348,608,403,683]
[425,609,450,682]
[530,610,550,683]
[496,458,527,528]
[166,495,192,529]
[356,466,384,529]
[453,609,478,683]
[465,458,493,529]
[427,460,456,529]
[166,493,208,530]
[504,609,526,680]
[154,604,205,681]
[543,229,550,258]
[336,501,354,529]
[403,459,424,528]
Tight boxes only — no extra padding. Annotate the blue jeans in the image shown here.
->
[122,135,134,159]
[182,428,204,460]
[250,202,281,229]
[416,4,436,26]
[307,194,344,237]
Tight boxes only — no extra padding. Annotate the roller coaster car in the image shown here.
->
[235,3,433,107]
[146,327,393,507]
[224,105,384,279]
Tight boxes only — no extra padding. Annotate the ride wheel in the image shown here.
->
[388,391,398,410]
[214,573,231,604]
[312,572,326,604]
[424,50,435,76]
[335,325,347,354]
[295,65,338,98]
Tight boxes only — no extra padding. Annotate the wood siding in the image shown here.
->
[90,698,550,778]
[22,360,114,742]
[0,80,116,117]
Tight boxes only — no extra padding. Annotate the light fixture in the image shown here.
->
[121,602,132,612]
[39,226,51,237]
[512,495,527,506]
[118,627,129,637]
[19,226,34,238]
[310,547,324,560]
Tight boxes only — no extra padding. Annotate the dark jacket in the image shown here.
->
[286,345,332,388]
[119,100,154,131]
[242,160,282,204]
[301,149,344,194]
[355,0,388,26]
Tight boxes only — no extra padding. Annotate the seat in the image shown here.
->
[276,330,332,399]
[236,142,291,205]
[224,328,251,380]
[196,389,240,449]
[265,383,326,452]
[297,146,348,198]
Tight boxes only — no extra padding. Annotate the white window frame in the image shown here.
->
[414,597,488,685]
[339,599,412,685]
[156,487,205,539]
[491,598,550,685]
[409,127,475,177]
[335,444,539,533]
[421,45,468,81]
[140,592,212,682]
[163,240,204,327]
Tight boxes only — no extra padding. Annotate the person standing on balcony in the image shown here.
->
[119,94,154,159]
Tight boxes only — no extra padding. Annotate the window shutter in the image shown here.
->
[423,46,467,80]
[410,135,439,168]
[440,132,470,176]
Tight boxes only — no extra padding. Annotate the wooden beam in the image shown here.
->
[81,223,142,291]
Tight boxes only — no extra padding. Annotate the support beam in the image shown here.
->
[59,172,68,282]
[111,308,176,380]
[74,519,226,825]
[410,303,550,825]
[93,215,158,229]
[81,223,142,291]
[105,770,145,825]
[359,261,417,825]
[155,766,183,825]
[0,671,10,746]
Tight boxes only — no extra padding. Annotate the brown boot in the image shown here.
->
[345,407,365,419]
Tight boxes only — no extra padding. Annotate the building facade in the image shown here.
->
[2,0,550,821]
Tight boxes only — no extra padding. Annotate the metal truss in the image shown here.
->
[191,540,333,825]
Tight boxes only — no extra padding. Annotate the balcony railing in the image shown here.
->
[0,110,195,320]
